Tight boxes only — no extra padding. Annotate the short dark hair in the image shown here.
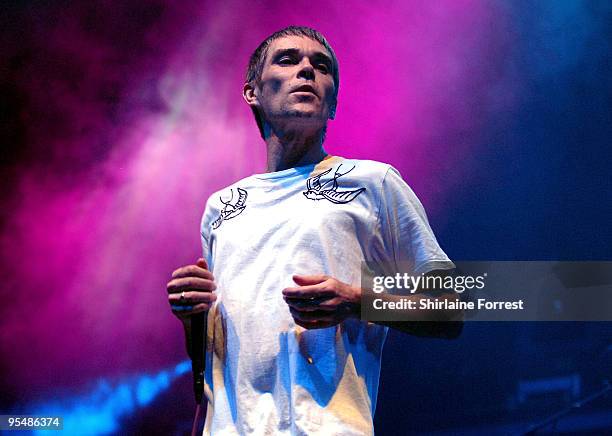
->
[245,26,340,138]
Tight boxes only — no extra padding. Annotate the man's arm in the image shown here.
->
[282,269,464,339]
[369,268,464,338]
[167,258,217,357]
[377,320,463,339]
[369,291,464,339]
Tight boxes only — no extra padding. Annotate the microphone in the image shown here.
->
[190,311,206,405]
[187,257,211,435]
[189,311,207,436]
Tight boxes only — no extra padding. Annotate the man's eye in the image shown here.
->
[317,64,329,73]
[278,57,295,64]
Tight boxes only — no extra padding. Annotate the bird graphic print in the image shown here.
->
[211,187,248,229]
[303,164,366,204]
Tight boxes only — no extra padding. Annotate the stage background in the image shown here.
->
[1,1,611,434]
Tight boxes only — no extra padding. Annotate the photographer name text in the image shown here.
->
[372,297,524,311]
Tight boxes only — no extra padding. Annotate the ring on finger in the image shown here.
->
[180,291,186,302]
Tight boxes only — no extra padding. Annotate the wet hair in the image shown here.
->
[245,26,340,138]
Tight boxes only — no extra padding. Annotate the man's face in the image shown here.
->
[248,35,337,132]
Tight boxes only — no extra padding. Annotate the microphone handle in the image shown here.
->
[191,311,206,405]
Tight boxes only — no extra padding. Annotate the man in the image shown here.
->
[167,26,459,435]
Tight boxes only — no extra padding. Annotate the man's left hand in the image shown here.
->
[282,275,361,329]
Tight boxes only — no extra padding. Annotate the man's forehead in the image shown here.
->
[267,35,331,58]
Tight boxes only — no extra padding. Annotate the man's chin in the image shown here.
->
[267,108,329,132]
[281,107,328,122]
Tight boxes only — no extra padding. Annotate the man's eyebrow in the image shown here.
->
[271,48,332,65]
[312,52,333,65]
[271,48,300,58]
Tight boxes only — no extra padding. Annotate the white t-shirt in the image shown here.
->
[199,156,453,435]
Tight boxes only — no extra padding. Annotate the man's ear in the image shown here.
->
[243,82,259,108]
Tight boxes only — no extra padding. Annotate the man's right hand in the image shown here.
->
[167,258,217,322]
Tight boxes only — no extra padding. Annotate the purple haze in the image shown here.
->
[0,0,517,400]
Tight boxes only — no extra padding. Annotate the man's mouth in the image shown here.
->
[291,85,318,97]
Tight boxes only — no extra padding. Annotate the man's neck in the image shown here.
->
[264,125,328,172]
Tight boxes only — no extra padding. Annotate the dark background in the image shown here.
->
[1,1,611,434]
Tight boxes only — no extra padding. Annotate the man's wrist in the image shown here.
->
[349,285,362,319]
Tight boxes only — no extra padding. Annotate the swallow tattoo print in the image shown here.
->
[303,164,366,204]
[211,187,248,229]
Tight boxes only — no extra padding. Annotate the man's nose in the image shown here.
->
[296,59,315,81]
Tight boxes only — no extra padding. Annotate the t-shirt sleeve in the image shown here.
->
[376,166,455,275]
[200,201,214,271]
